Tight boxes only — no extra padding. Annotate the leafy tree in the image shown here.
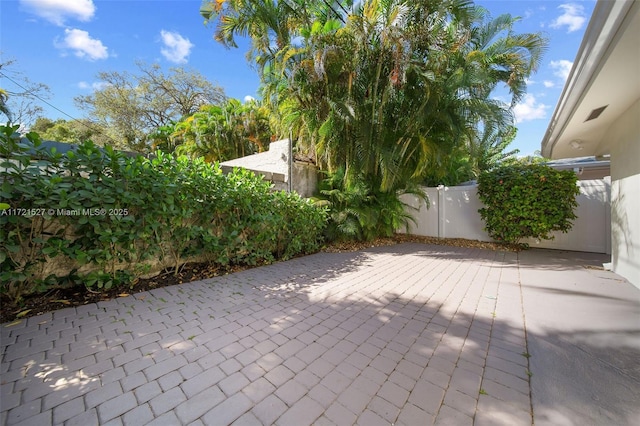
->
[30,117,112,146]
[514,150,546,165]
[75,62,225,152]
[0,58,51,127]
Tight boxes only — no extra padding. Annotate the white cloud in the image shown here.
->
[20,0,95,26]
[56,28,108,61]
[550,3,586,33]
[543,80,555,88]
[513,94,548,123]
[243,95,256,103]
[160,30,193,64]
[550,59,573,81]
[78,81,110,91]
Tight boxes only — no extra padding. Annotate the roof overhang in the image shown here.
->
[541,0,640,159]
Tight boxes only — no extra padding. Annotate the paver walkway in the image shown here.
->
[1,243,638,425]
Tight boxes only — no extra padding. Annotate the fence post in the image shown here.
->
[437,185,447,239]
[288,134,293,193]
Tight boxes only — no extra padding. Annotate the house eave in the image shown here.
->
[541,0,639,160]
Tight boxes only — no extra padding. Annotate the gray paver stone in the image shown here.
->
[180,366,225,398]
[143,355,187,381]
[275,396,324,426]
[241,363,267,382]
[122,404,154,426]
[408,379,446,415]
[443,389,477,418]
[264,365,294,387]
[368,395,401,424]
[475,394,531,426]
[434,404,473,426]
[396,402,434,426]
[481,378,530,410]
[52,397,85,424]
[307,384,337,409]
[7,400,42,425]
[231,411,263,426]
[158,370,185,392]
[84,381,123,409]
[357,409,388,426]
[377,381,409,409]
[12,410,52,426]
[148,386,186,416]
[319,370,351,395]
[175,386,225,424]
[325,402,358,426]
[242,377,276,403]
[97,392,137,423]
[220,372,251,397]
[274,379,307,406]
[449,367,483,397]
[338,385,371,416]
[251,395,288,426]
[202,391,252,425]
[483,366,530,394]
[145,410,181,426]
[134,381,162,405]
[65,408,99,426]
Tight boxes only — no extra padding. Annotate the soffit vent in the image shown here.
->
[585,105,608,122]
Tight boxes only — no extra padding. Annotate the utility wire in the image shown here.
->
[321,0,345,23]
[0,71,120,146]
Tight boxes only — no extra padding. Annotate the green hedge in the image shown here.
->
[477,163,580,246]
[0,124,327,301]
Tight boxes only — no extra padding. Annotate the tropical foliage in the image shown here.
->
[153,98,273,162]
[422,124,519,186]
[315,168,419,241]
[202,0,548,239]
[477,163,580,245]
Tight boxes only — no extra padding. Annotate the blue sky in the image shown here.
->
[1,0,595,156]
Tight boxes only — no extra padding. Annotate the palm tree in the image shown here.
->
[174,99,272,162]
[271,0,484,191]
[202,0,548,238]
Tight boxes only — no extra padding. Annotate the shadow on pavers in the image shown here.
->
[1,243,639,425]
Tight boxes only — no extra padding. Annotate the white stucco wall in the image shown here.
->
[609,99,640,289]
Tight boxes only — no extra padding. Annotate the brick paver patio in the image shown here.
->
[1,243,639,425]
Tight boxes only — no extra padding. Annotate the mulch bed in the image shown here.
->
[1,235,516,324]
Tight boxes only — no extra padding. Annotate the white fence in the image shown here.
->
[400,179,611,254]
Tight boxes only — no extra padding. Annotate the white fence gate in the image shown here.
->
[400,179,611,254]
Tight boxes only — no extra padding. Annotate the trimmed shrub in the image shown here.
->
[0,124,326,301]
[477,163,580,246]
